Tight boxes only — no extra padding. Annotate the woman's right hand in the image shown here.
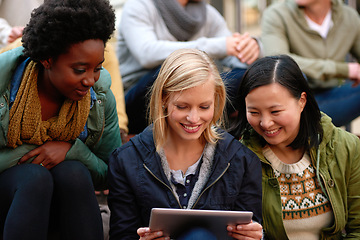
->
[137,227,169,240]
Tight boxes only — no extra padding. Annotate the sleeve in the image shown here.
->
[261,6,350,81]
[345,135,360,238]
[0,18,12,48]
[119,1,231,69]
[0,144,37,173]
[349,14,360,61]
[65,89,121,190]
[235,146,263,224]
[108,147,142,240]
[104,43,128,133]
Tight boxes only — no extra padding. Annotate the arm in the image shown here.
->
[0,18,12,48]
[0,144,37,173]
[228,148,263,239]
[119,1,231,69]
[66,89,121,190]
[345,136,360,238]
[104,43,129,142]
[236,151,262,222]
[108,147,143,240]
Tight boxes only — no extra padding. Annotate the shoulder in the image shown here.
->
[205,3,222,17]
[123,0,155,13]
[92,68,111,96]
[110,127,155,163]
[334,0,360,23]
[216,130,260,163]
[320,113,360,155]
[263,0,296,19]
[0,47,24,93]
[264,1,289,13]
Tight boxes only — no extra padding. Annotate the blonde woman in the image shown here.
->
[108,49,263,240]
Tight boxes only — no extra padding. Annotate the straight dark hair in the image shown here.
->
[231,55,323,151]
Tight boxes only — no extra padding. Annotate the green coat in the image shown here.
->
[0,47,121,190]
[242,114,360,239]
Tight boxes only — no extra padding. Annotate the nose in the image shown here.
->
[260,115,273,129]
[82,73,97,87]
[186,109,200,123]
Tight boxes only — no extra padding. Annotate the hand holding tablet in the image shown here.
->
[149,208,253,239]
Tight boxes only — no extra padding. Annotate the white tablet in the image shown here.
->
[149,208,253,239]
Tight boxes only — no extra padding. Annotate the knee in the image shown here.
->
[51,161,93,192]
[15,164,53,196]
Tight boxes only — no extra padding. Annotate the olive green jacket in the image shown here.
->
[0,47,121,190]
[242,114,360,239]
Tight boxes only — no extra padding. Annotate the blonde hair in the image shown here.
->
[148,49,226,151]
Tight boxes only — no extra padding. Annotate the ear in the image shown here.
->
[299,92,307,112]
[40,59,52,69]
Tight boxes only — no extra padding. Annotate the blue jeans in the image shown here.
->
[125,67,247,134]
[0,161,103,240]
[314,82,360,127]
[178,228,217,240]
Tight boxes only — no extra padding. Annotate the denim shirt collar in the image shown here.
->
[9,57,96,142]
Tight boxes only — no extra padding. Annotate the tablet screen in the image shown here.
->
[149,208,253,239]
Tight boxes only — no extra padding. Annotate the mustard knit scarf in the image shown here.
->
[7,61,91,148]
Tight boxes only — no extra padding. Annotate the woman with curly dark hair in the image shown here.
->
[0,0,120,239]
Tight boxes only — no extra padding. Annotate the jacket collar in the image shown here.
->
[131,126,239,187]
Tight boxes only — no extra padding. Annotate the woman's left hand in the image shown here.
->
[18,141,72,169]
[227,221,263,240]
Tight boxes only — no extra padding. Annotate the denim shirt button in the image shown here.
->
[0,103,4,108]
[97,100,102,104]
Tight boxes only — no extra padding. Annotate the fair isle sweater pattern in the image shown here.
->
[263,146,332,220]
[273,165,332,220]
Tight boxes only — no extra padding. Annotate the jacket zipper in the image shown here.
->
[192,163,230,209]
[143,164,182,208]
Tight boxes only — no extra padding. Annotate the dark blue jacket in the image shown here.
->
[108,127,262,239]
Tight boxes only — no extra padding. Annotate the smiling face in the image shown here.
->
[245,83,306,150]
[40,39,105,101]
[165,79,215,144]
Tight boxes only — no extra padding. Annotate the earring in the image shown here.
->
[42,60,50,69]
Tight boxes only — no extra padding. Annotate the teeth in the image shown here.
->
[183,125,198,130]
[265,129,278,134]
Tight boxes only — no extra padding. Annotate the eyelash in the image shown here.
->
[176,105,210,110]
[73,67,103,74]
[74,69,86,74]
[176,105,186,110]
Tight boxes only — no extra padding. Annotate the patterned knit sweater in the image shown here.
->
[263,146,334,240]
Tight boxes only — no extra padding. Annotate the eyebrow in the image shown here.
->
[73,59,105,66]
[247,104,283,109]
[175,100,214,105]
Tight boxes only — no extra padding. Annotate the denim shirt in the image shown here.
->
[9,57,97,142]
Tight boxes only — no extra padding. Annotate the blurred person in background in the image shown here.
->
[118,0,262,134]
[261,0,360,128]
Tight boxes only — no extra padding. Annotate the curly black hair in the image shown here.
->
[22,0,115,61]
